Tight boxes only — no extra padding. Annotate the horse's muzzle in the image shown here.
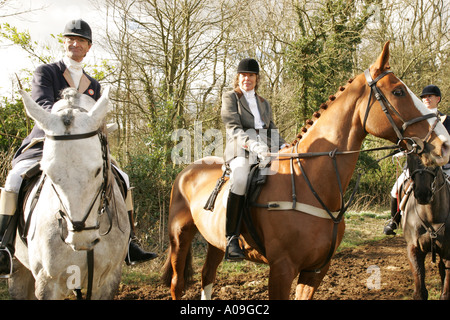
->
[65,230,101,251]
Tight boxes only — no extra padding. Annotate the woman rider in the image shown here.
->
[221,58,287,260]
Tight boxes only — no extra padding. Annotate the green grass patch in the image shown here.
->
[0,281,9,300]
[338,210,392,251]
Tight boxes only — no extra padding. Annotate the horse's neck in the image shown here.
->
[303,92,364,151]
[278,86,367,211]
[297,88,365,173]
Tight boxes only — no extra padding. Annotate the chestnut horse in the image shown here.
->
[403,153,450,299]
[163,42,450,300]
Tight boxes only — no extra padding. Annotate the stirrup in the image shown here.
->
[383,219,398,236]
[125,237,136,266]
[0,247,13,279]
[384,218,399,230]
[225,235,245,261]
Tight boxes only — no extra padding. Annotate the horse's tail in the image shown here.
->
[161,244,194,287]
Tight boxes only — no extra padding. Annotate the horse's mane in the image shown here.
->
[289,77,355,146]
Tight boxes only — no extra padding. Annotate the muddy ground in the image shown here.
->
[115,236,444,300]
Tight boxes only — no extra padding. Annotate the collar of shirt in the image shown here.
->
[63,56,83,71]
[241,88,256,100]
[240,87,264,129]
[63,56,83,89]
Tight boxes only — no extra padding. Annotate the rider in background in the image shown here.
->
[384,85,450,235]
[0,19,156,275]
[221,58,287,260]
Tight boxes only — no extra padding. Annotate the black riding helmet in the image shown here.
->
[62,19,92,43]
[420,85,441,98]
[237,58,259,74]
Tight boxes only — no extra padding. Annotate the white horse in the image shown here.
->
[8,88,130,299]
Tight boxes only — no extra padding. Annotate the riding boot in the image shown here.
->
[124,190,158,265]
[225,191,245,261]
[383,196,400,235]
[0,190,18,275]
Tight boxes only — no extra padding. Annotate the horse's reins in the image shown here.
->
[257,69,441,273]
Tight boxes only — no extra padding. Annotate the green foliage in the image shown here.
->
[0,23,53,64]
[124,148,182,250]
[346,138,401,209]
[286,0,376,126]
[0,96,29,153]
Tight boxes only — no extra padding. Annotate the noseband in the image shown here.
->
[363,69,438,153]
[46,129,113,238]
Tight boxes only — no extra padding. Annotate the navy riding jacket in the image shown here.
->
[12,60,101,167]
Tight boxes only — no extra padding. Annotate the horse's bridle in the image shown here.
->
[46,128,113,237]
[363,69,439,154]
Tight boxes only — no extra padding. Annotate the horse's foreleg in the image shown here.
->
[407,244,428,300]
[201,244,224,300]
[438,259,450,300]
[295,264,330,300]
[268,259,297,300]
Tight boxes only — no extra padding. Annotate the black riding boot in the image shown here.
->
[0,214,14,275]
[225,192,245,261]
[383,196,401,235]
[125,210,158,265]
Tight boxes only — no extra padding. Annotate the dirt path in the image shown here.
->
[116,236,441,300]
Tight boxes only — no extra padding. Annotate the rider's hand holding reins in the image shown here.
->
[250,141,269,160]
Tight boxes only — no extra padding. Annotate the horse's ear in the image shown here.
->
[19,89,56,131]
[88,86,110,125]
[370,41,391,78]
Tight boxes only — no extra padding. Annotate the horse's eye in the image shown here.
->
[95,168,102,177]
[393,88,405,97]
